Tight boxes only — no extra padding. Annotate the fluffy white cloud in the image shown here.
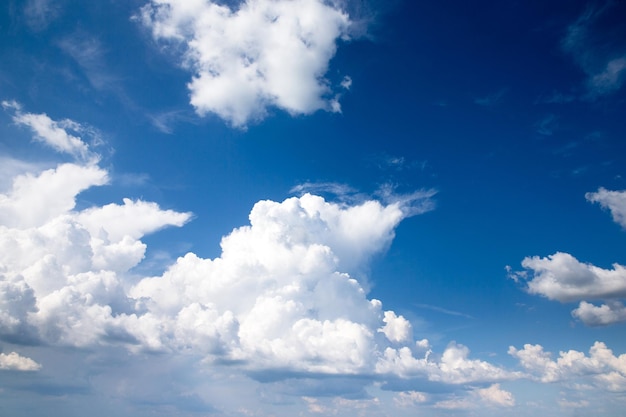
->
[476,383,515,407]
[586,188,626,229]
[572,301,626,326]
[139,0,352,126]
[0,351,41,371]
[520,252,626,302]
[376,342,520,384]
[509,341,626,391]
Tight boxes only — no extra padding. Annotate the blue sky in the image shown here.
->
[1,0,626,415]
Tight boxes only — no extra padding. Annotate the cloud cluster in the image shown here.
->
[515,189,626,326]
[0,104,524,393]
[139,0,353,126]
[509,341,626,391]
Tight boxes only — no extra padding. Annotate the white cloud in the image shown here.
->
[139,0,353,127]
[586,188,626,229]
[0,163,109,228]
[376,342,520,384]
[393,390,427,407]
[520,252,626,302]
[509,341,626,391]
[379,310,412,343]
[572,301,626,326]
[433,383,514,410]
[477,383,515,407]
[0,351,41,371]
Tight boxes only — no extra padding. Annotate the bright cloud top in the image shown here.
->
[586,188,626,229]
[139,0,352,127]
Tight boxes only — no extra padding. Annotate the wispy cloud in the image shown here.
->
[562,2,626,98]
[474,88,508,106]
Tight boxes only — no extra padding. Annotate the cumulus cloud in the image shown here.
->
[514,187,626,326]
[586,188,626,229]
[572,301,626,326]
[520,252,626,303]
[138,0,353,127]
[509,341,626,391]
[0,118,513,386]
[0,351,41,371]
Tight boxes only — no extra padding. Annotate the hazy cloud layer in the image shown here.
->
[139,0,353,126]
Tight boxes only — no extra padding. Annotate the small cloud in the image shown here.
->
[0,352,42,371]
[535,114,558,136]
[23,0,62,31]
[340,75,352,90]
[474,88,508,106]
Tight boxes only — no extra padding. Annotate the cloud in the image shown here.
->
[433,383,515,409]
[0,351,41,371]
[375,342,521,384]
[0,127,510,387]
[138,0,353,127]
[562,3,626,98]
[3,100,99,162]
[572,301,626,326]
[519,252,626,303]
[509,341,626,391]
[515,187,626,326]
[586,188,626,229]
[23,0,62,31]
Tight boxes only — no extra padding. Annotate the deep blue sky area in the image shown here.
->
[1,0,626,416]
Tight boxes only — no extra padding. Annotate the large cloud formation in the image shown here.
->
[139,0,353,127]
[0,104,527,394]
[515,189,626,326]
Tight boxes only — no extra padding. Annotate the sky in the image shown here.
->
[1,0,626,415]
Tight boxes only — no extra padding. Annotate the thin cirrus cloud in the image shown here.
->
[138,0,353,127]
[513,188,626,326]
[562,3,626,98]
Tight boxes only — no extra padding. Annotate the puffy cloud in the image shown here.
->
[476,383,515,407]
[515,188,626,326]
[586,188,626,229]
[139,0,353,126]
[0,351,41,371]
[376,342,520,384]
[509,341,626,391]
[520,252,626,302]
[572,301,626,326]
[0,163,109,228]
